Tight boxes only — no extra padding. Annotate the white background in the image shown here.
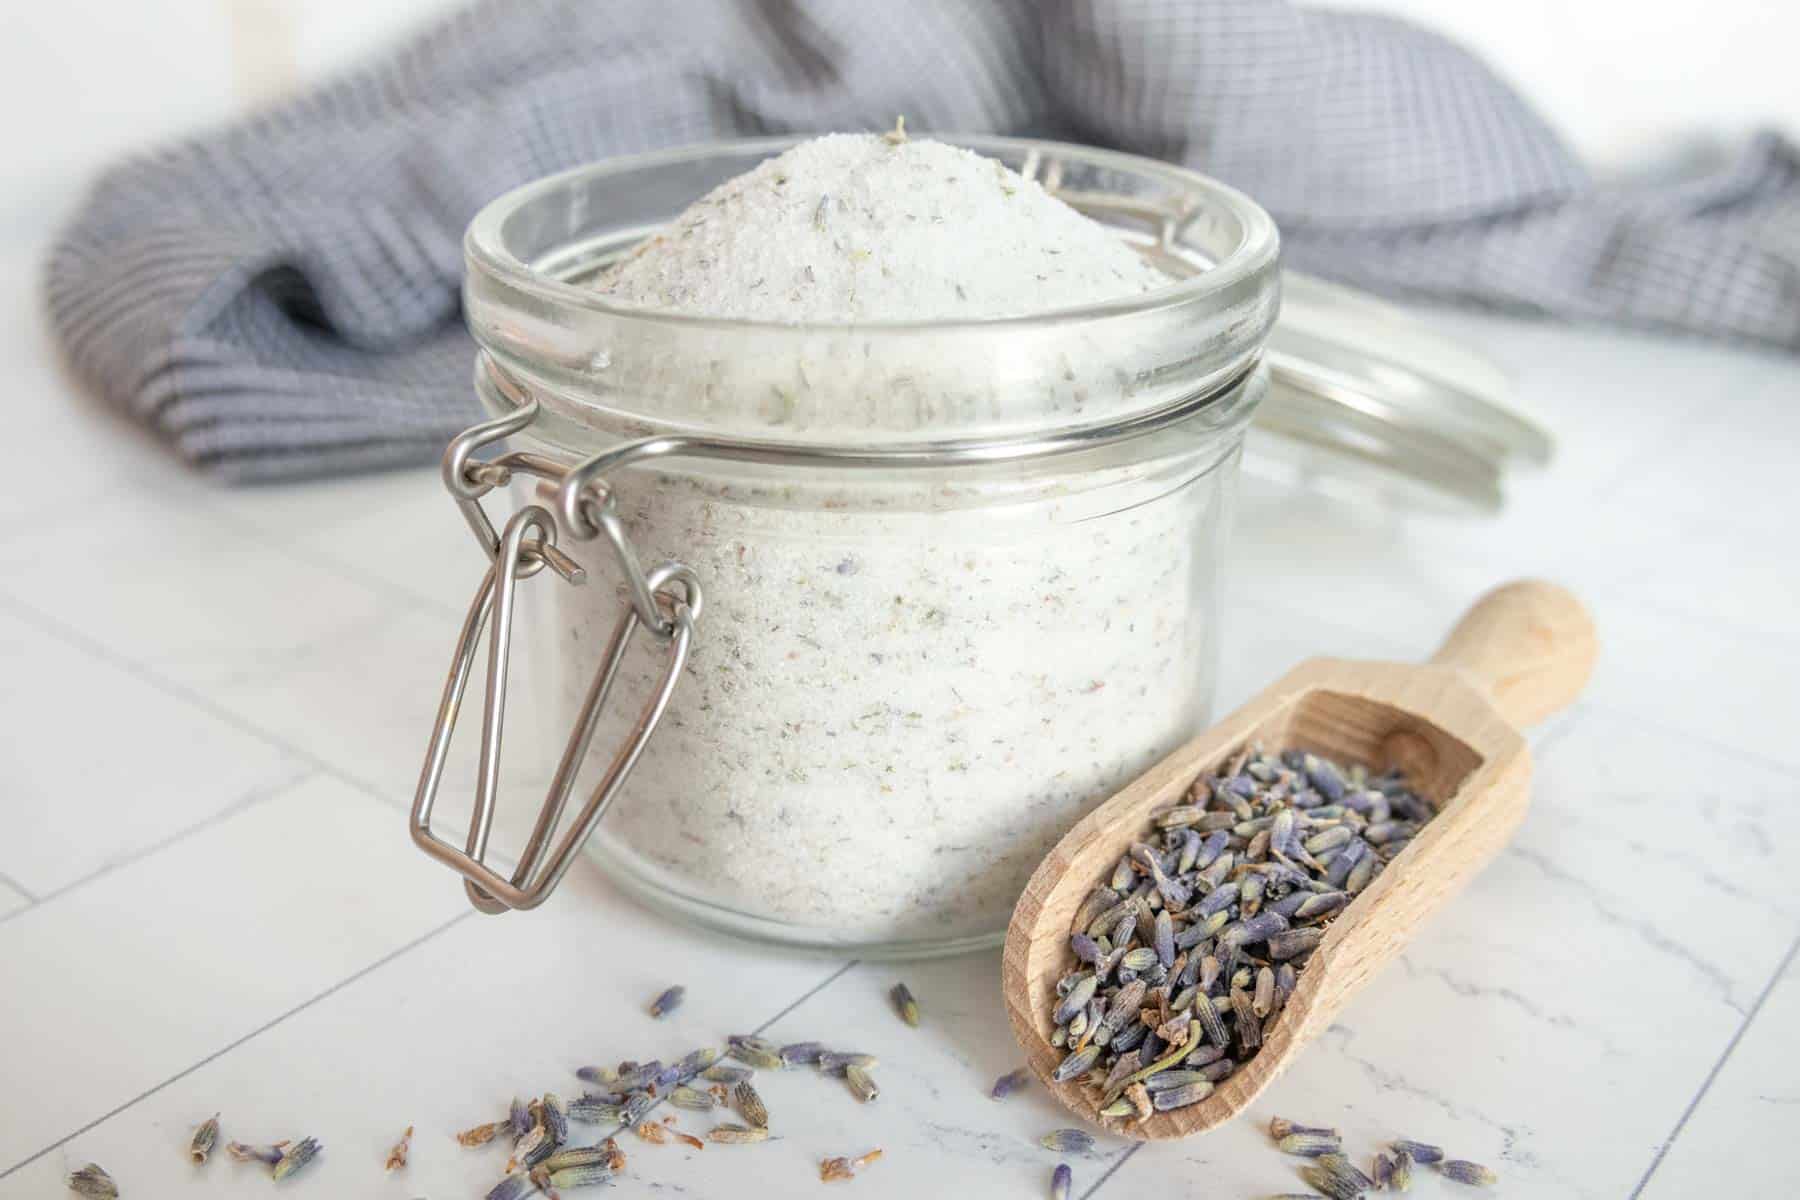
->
[2,0,1794,248]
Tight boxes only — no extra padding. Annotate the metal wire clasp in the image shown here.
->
[410,396,702,914]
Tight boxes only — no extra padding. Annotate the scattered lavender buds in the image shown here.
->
[1051,1162,1073,1200]
[65,1163,118,1198]
[534,1160,619,1190]
[1440,1159,1500,1187]
[670,1085,716,1111]
[486,1172,537,1200]
[384,1125,412,1172]
[891,982,921,1028]
[1391,1148,1416,1190]
[188,1113,220,1164]
[734,1081,770,1128]
[271,1136,322,1181]
[819,1148,882,1182]
[991,1067,1032,1099]
[650,985,686,1018]
[844,1064,880,1103]
[226,1141,286,1165]
[1392,1138,1444,1165]
[1045,746,1434,1125]
[1040,1129,1095,1154]
[1278,1131,1342,1157]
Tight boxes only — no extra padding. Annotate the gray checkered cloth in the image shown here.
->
[44,0,1800,480]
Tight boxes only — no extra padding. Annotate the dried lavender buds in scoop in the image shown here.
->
[1044,746,1436,1125]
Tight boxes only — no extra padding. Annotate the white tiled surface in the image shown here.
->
[4,205,1800,1200]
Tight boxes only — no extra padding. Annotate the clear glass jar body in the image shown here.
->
[465,136,1280,955]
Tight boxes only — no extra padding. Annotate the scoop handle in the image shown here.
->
[1428,580,1596,728]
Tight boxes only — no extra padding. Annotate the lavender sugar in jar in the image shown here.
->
[443,132,1280,955]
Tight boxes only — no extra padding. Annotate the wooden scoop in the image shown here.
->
[1001,579,1596,1140]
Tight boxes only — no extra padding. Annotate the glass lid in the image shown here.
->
[1254,272,1552,514]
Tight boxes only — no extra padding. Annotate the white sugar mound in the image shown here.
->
[595,133,1168,322]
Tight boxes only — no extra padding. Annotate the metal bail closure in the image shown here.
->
[410,502,697,914]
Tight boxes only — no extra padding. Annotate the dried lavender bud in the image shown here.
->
[189,1113,220,1164]
[1041,1129,1095,1154]
[734,1080,770,1127]
[1052,1043,1100,1083]
[384,1125,413,1172]
[1318,1153,1376,1191]
[677,1046,720,1079]
[1120,947,1160,971]
[1277,1131,1342,1157]
[1301,1160,1367,1200]
[1070,932,1102,964]
[991,1067,1032,1099]
[703,1064,752,1083]
[1294,892,1349,922]
[1391,1149,1416,1191]
[1154,909,1176,967]
[1304,754,1347,801]
[708,1123,770,1144]
[1054,974,1098,1024]
[1269,1117,1338,1140]
[1268,928,1324,960]
[619,1092,654,1127]
[228,1141,286,1164]
[817,1051,879,1075]
[1440,1160,1499,1186]
[1150,1081,1213,1110]
[65,1164,118,1199]
[845,1064,880,1103]
[726,1036,785,1070]
[1051,1162,1073,1200]
[509,1096,532,1136]
[566,1098,624,1124]
[536,1160,621,1188]
[1231,989,1262,1050]
[271,1136,322,1181]
[1253,966,1276,1017]
[485,1172,536,1200]
[649,985,686,1018]
[1391,1139,1443,1165]
[669,1084,716,1111]
[1193,987,1231,1048]
[1373,1153,1395,1188]
[540,1093,568,1145]
[892,982,922,1027]
[541,1147,613,1173]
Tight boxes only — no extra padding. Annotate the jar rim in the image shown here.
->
[465,132,1280,334]
[462,133,1278,457]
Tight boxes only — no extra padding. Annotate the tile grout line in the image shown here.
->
[0,767,319,929]
[0,909,478,1181]
[751,960,861,1036]
[0,867,37,905]
[1627,928,1800,1199]
[1079,1140,1143,1200]
[0,589,407,813]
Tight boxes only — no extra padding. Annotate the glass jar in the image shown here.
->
[414,135,1280,957]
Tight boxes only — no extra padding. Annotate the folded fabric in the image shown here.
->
[44,0,1800,480]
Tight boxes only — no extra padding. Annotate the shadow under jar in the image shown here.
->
[448,135,1280,956]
